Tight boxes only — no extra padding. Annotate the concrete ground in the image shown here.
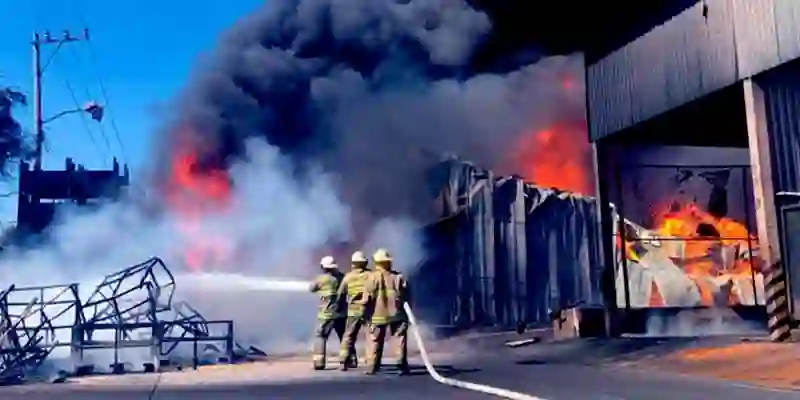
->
[633,339,800,390]
[2,334,800,399]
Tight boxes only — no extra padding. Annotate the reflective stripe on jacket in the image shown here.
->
[310,271,344,320]
[363,269,410,325]
[338,269,369,317]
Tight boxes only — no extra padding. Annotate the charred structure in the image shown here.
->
[0,257,261,384]
[415,159,604,331]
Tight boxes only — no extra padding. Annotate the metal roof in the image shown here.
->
[587,0,800,142]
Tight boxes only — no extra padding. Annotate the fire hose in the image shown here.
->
[403,302,547,400]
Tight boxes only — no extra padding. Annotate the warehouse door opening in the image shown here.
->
[593,84,769,336]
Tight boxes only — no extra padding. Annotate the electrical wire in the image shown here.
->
[63,79,105,160]
[63,43,113,156]
[66,0,129,164]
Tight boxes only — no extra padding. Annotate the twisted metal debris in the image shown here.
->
[0,257,253,385]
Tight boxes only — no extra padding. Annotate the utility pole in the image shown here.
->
[32,29,89,171]
[16,29,127,241]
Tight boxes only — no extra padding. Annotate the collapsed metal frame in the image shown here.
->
[0,257,236,383]
[0,283,81,383]
[611,164,762,310]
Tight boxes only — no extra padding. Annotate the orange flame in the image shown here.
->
[165,149,233,271]
[618,200,761,307]
[514,123,594,195]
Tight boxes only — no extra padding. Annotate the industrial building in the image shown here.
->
[586,0,800,340]
[415,159,603,332]
[416,0,800,340]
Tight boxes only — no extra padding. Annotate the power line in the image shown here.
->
[64,44,113,156]
[33,30,90,170]
[63,79,105,160]
[66,0,129,164]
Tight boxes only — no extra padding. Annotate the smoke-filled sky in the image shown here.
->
[156,0,586,230]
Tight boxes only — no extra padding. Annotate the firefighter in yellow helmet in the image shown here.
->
[309,255,345,370]
[336,250,371,371]
[362,248,411,375]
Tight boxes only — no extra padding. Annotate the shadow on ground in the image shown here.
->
[317,363,481,377]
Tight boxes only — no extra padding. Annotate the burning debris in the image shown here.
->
[615,203,765,309]
[0,257,261,385]
[613,164,766,309]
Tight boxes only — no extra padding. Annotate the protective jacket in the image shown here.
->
[310,271,344,320]
[363,268,410,325]
[338,268,369,318]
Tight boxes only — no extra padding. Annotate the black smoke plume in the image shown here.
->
[156,0,584,231]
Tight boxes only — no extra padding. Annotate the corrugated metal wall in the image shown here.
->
[759,67,800,194]
[588,0,800,141]
[413,160,603,329]
[757,64,800,318]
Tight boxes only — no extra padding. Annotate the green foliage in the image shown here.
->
[0,88,32,178]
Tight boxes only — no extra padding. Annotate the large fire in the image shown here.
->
[512,119,761,307]
[618,200,763,307]
[165,150,233,271]
[514,123,595,195]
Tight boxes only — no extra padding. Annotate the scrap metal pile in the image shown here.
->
[0,256,260,385]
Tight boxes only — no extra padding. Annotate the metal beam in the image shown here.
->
[743,78,793,341]
[744,79,781,266]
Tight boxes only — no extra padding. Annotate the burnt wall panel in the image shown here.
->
[420,160,604,329]
[588,0,800,142]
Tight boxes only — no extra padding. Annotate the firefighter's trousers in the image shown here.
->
[366,320,408,373]
[312,317,345,369]
[340,316,371,367]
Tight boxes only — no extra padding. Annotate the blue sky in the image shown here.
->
[0,0,263,222]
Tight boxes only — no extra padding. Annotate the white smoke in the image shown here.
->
[644,309,766,338]
[0,138,424,367]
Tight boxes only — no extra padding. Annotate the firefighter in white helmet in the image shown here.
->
[336,250,371,371]
[309,255,345,370]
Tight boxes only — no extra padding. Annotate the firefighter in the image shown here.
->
[337,250,370,371]
[309,255,346,370]
[362,248,411,375]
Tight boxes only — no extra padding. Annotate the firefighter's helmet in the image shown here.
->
[320,255,337,269]
[372,248,392,263]
[351,251,368,263]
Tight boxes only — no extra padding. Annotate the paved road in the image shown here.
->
[3,359,798,399]
[1,337,799,399]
